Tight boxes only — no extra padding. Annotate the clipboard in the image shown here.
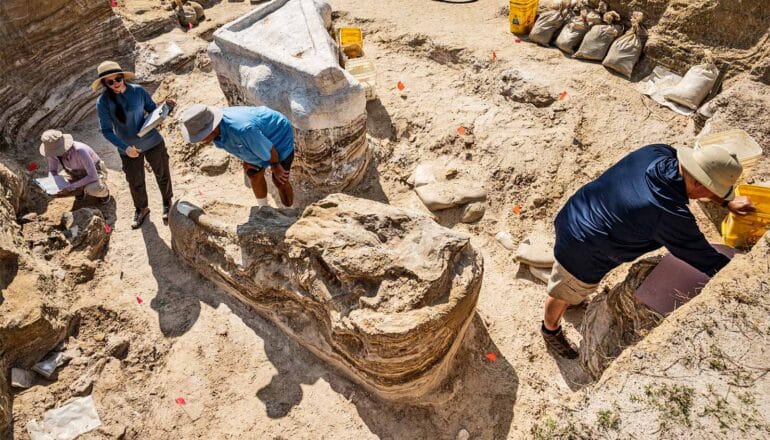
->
[138,103,170,137]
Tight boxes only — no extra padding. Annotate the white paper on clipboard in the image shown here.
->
[33,175,69,195]
[138,103,170,137]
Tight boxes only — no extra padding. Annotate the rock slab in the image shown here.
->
[169,194,483,401]
[209,0,370,199]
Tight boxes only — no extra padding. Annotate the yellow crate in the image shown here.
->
[721,184,770,248]
[339,27,363,59]
[345,58,377,101]
[509,0,539,35]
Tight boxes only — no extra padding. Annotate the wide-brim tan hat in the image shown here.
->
[39,129,74,157]
[91,60,136,91]
[677,145,742,201]
[179,104,224,143]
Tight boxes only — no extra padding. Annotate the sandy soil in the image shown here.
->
[9,1,769,439]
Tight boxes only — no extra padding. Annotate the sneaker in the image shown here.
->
[541,321,579,359]
[162,203,171,225]
[131,207,150,230]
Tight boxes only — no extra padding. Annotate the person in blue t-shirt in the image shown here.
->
[541,144,755,359]
[93,61,176,229]
[178,104,295,207]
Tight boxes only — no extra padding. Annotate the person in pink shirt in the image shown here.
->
[39,129,110,204]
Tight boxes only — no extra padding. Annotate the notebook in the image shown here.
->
[33,175,70,195]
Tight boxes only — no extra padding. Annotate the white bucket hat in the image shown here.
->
[91,60,136,91]
[677,145,742,201]
[178,104,224,143]
[39,130,74,157]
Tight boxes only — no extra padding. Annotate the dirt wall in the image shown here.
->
[0,0,135,152]
[607,0,770,82]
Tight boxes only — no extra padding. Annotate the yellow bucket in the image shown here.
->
[721,184,770,248]
[509,0,539,34]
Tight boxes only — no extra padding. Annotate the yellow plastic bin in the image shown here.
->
[722,184,770,248]
[509,0,539,35]
[696,129,763,179]
[345,58,377,101]
[339,27,363,59]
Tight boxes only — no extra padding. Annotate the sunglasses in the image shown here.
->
[104,75,124,86]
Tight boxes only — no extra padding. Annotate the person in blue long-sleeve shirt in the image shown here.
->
[93,61,175,229]
[540,143,755,359]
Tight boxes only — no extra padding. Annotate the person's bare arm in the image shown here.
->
[709,194,756,216]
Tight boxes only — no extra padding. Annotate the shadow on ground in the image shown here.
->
[254,312,518,439]
[142,218,205,337]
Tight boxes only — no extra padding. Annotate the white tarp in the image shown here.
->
[637,66,695,116]
[27,395,102,440]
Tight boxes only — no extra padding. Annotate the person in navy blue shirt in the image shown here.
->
[94,61,175,229]
[178,104,295,207]
[541,143,755,359]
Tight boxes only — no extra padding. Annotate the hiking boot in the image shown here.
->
[541,321,578,359]
[131,207,150,230]
[98,192,111,206]
[162,203,171,225]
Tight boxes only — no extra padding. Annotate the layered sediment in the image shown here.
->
[169,194,483,401]
[0,0,135,151]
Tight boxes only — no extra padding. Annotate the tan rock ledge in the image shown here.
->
[168,194,483,401]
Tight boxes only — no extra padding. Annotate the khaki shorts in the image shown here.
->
[546,260,599,305]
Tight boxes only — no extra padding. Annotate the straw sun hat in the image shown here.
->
[90,61,136,91]
[677,145,742,201]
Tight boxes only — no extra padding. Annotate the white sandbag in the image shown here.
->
[663,57,719,110]
[602,11,646,78]
[529,2,569,46]
[555,9,591,54]
[585,3,605,25]
[574,11,622,61]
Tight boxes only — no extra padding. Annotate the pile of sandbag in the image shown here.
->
[528,1,647,79]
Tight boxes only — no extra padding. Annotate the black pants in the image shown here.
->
[120,141,173,210]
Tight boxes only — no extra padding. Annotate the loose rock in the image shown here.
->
[461,202,486,223]
[415,181,487,211]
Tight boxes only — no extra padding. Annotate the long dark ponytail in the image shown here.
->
[102,82,127,124]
